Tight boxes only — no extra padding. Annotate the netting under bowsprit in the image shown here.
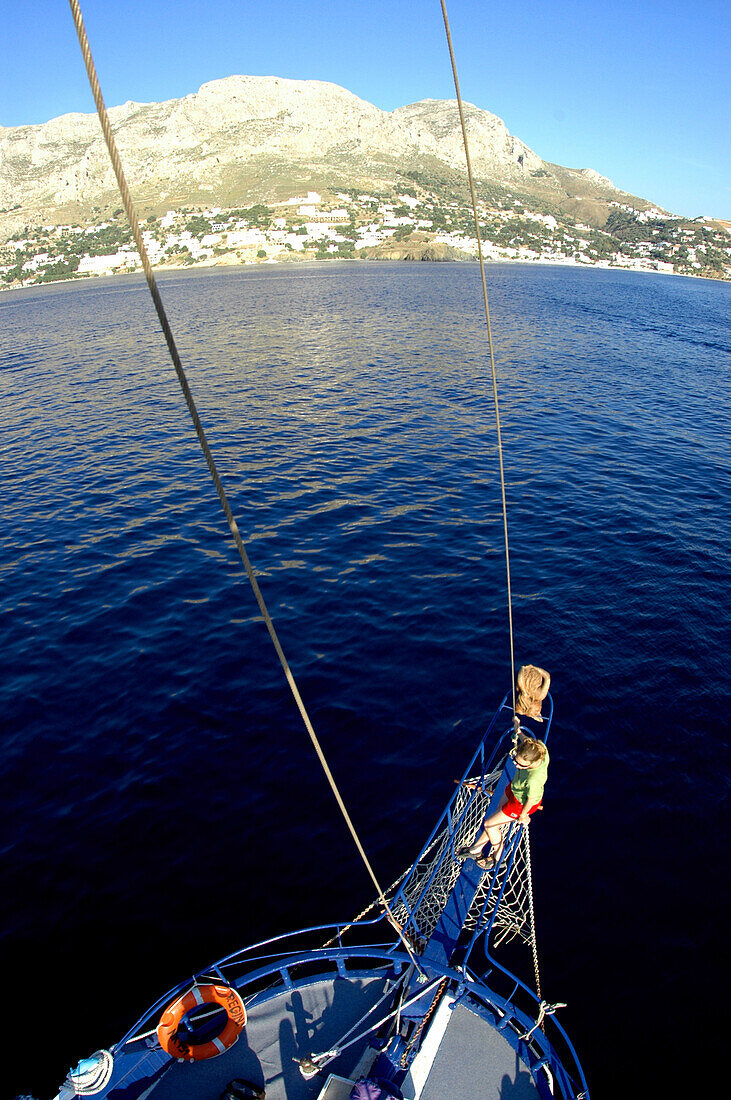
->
[391,767,534,948]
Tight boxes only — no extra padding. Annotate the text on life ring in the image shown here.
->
[157,983,247,1061]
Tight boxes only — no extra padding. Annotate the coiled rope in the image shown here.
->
[66,0,424,976]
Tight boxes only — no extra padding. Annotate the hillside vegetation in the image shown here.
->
[2,75,728,285]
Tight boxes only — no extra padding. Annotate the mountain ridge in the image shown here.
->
[0,74,653,239]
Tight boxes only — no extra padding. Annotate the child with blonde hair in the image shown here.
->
[458,733,549,870]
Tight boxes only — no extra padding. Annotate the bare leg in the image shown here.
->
[463,795,512,858]
[481,808,513,860]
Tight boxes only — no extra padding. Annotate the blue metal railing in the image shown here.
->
[116,932,587,1099]
[112,694,588,1098]
[389,693,553,949]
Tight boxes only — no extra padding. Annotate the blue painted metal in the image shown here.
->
[390,694,553,964]
[107,938,587,1097]
[421,856,483,973]
[100,695,587,1100]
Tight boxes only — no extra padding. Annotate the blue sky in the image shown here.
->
[2,0,729,219]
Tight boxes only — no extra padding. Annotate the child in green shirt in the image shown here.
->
[458,735,549,870]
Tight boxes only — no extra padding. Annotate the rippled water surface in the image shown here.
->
[1,263,729,1098]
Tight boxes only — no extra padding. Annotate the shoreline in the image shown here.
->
[2,250,728,296]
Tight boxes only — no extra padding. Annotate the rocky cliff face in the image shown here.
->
[0,74,630,235]
[390,98,542,174]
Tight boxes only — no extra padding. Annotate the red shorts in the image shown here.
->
[502,783,542,819]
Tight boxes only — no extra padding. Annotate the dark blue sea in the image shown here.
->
[1,262,729,1099]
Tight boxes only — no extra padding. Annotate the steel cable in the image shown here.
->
[439,0,518,720]
[67,0,424,976]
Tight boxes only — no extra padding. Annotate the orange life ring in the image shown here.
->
[157,983,247,1061]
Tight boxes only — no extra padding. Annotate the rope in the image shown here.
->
[520,999,567,1043]
[302,978,404,1068]
[522,823,542,999]
[399,977,449,1068]
[321,861,415,948]
[441,0,553,1016]
[66,0,424,977]
[439,0,517,719]
[307,976,444,1073]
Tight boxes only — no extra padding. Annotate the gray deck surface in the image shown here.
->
[144,974,388,1100]
[414,1003,539,1100]
[138,978,540,1100]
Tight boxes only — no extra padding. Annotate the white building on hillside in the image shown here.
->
[77,251,139,275]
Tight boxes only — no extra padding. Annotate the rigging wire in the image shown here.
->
[66,0,424,978]
[440,0,547,1001]
[439,0,518,722]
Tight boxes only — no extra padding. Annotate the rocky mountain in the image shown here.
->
[0,75,651,241]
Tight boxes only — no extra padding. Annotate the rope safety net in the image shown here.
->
[389,768,537,949]
[68,0,544,997]
[439,0,543,993]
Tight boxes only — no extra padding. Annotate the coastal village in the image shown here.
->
[2,186,730,288]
